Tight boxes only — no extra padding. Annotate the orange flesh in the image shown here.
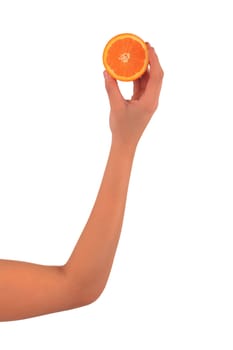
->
[103,34,148,81]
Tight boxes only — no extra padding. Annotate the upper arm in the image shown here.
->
[0,259,82,321]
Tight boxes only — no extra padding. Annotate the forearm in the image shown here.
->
[64,139,136,302]
[0,140,137,321]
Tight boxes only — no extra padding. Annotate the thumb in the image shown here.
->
[103,71,124,108]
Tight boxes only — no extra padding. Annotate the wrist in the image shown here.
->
[110,137,137,160]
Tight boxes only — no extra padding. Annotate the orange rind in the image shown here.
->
[103,33,149,81]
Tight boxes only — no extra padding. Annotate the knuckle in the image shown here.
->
[160,68,164,79]
[142,100,158,115]
[156,68,164,81]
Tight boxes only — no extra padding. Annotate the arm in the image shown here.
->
[0,44,163,321]
[0,145,134,321]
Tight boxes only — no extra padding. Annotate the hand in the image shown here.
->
[104,43,164,151]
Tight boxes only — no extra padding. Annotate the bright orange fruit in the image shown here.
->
[103,33,149,81]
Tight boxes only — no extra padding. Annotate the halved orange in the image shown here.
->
[103,33,149,81]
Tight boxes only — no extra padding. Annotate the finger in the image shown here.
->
[132,70,149,100]
[103,71,124,109]
[138,69,150,92]
[132,78,141,100]
[141,45,164,108]
[148,44,164,81]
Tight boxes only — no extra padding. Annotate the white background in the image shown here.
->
[0,0,232,349]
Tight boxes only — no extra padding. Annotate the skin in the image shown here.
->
[0,44,163,322]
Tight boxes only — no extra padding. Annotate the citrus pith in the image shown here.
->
[103,33,149,81]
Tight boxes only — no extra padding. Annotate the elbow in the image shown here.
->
[78,283,107,307]
[61,270,107,309]
[65,287,104,311]
[60,264,109,310]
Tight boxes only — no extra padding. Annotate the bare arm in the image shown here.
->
[0,44,163,321]
[0,145,135,321]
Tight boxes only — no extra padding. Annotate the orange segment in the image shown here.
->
[103,33,149,81]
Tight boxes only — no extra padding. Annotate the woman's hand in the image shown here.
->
[104,43,164,152]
